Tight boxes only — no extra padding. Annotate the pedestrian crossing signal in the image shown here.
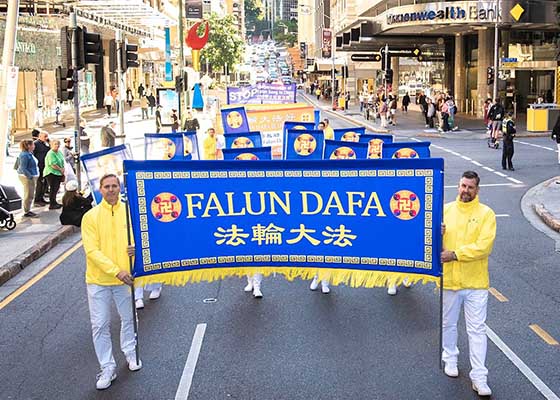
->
[487,67,494,86]
[56,66,74,102]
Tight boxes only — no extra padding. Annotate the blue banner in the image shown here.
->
[124,159,444,288]
[164,27,172,81]
[222,147,272,160]
[359,134,394,159]
[284,129,324,160]
[183,132,200,160]
[224,132,263,149]
[81,144,132,204]
[227,83,296,105]
[333,127,367,142]
[221,106,251,134]
[145,134,185,161]
[324,140,369,160]
[382,142,431,159]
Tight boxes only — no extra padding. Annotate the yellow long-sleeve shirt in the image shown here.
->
[203,135,217,160]
[81,198,132,286]
[442,196,496,290]
[324,126,334,141]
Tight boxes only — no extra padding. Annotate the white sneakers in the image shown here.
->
[443,362,459,378]
[96,368,116,390]
[135,299,144,309]
[387,284,397,295]
[149,286,162,300]
[244,277,253,292]
[126,354,143,371]
[310,276,330,294]
[472,381,492,396]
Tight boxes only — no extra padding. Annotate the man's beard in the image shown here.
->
[460,193,475,202]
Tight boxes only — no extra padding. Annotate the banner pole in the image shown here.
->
[123,170,140,366]
[439,274,443,370]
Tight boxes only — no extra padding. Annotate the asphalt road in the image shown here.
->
[0,110,559,400]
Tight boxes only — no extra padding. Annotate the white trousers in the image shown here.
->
[87,284,136,370]
[134,283,163,300]
[442,289,488,383]
[247,274,263,287]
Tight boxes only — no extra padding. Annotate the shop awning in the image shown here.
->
[313,58,346,72]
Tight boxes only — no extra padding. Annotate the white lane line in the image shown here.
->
[515,140,555,151]
[461,155,472,161]
[483,166,494,172]
[508,177,523,184]
[496,214,510,217]
[471,160,483,166]
[494,171,508,177]
[450,151,461,156]
[175,323,207,400]
[486,325,560,400]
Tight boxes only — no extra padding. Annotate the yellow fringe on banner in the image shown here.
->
[134,268,439,288]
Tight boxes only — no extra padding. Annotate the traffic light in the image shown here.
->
[81,28,103,66]
[487,67,494,85]
[56,66,74,102]
[385,69,393,84]
[175,75,184,93]
[109,39,117,73]
[120,43,139,72]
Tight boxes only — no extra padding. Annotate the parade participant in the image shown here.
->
[203,127,218,160]
[60,180,92,227]
[323,118,334,140]
[309,275,330,294]
[155,105,162,133]
[100,121,117,148]
[81,174,142,390]
[440,171,496,397]
[134,283,163,309]
[16,139,40,217]
[33,131,50,206]
[501,112,516,171]
[43,139,65,210]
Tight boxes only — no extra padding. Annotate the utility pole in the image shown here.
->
[178,0,185,120]
[0,0,19,180]
[331,29,336,110]
[116,30,126,141]
[384,44,388,100]
[70,10,82,189]
[492,0,500,101]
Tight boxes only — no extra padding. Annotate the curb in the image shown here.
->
[0,225,79,286]
[533,203,560,233]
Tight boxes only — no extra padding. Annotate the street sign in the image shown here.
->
[380,47,422,58]
[350,53,381,62]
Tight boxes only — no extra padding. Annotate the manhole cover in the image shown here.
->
[203,298,217,303]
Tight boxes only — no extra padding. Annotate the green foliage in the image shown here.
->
[273,19,298,46]
[200,13,245,70]
[244,0,264,29]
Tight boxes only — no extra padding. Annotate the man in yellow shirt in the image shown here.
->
[323,118,334,140]
[440,171,496,397]
[81,174,142,390]
[203,127,218,160]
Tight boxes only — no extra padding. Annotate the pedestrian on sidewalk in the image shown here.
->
[80,118,91,155]
[441,170,496,397]
[100,121,117,148]
[359,92,365,112]
[402,92,410,113]
[62,137,76,172]
[137,83,145,97]
[380,100,388,128]
[43,139,65,210]
[551,114,560,164]
[171,109,179,133]
[140,95,149,120]
[183,110,200,132]
[418,91,429,127]
[440,99,450,132]
[16,139,40,218]
[155,105,162,133]
[103,92,114,116]
[389,95,398,126]
[315,87,321,100]
[33,131,50,206]
[501,112,516,171]
[487,99,504,149]
[60,180,92,227]
[426,98,436,128]
[126,88,134,109]
[147,93,156,116]
[345,91,350,110]
[81,174,142,390]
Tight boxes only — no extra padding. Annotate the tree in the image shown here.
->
[200,13,245,72]
[273,19,297,47]
[244,0,264,31]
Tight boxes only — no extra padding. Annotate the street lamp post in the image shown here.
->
[492,0,501,101]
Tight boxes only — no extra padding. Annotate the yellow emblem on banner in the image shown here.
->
[227,111,244,129]
[232,137,255,148]
[151,192,182,222]
[390,190,421,221]
[341,131,360,142]
[294,134,317,156]
[367,139,383,159]
[393,148,419,159]
[330,147,356,160]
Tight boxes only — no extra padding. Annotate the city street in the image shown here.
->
[1,103,559,399]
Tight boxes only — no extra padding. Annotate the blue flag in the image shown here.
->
[284,129,324,160]
[221,106,251,134]
[333,127,366,142]
[324,139,369,160]
[359,134,394,159]
[222,146,272,160]
[145,133,184,161]
[81,144,132,204]
[224,131,263,149]
[182,131,200,160]
[382,141,431,159]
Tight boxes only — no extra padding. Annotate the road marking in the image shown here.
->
[460,155,472,161]
[529,324,560,346]
[483,166,494,172]
[175,323,207,400]
[488,287,509,302]
[495,214,510,218]
[471,160,483,166]
[515,140,555,151]
[0,241,82,312]
[494,171,508,177]
[508,177,523,184]
[486,325,560,400]
[444,183,515,189]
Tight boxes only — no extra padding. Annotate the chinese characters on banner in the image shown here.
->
[322,29,333,59]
